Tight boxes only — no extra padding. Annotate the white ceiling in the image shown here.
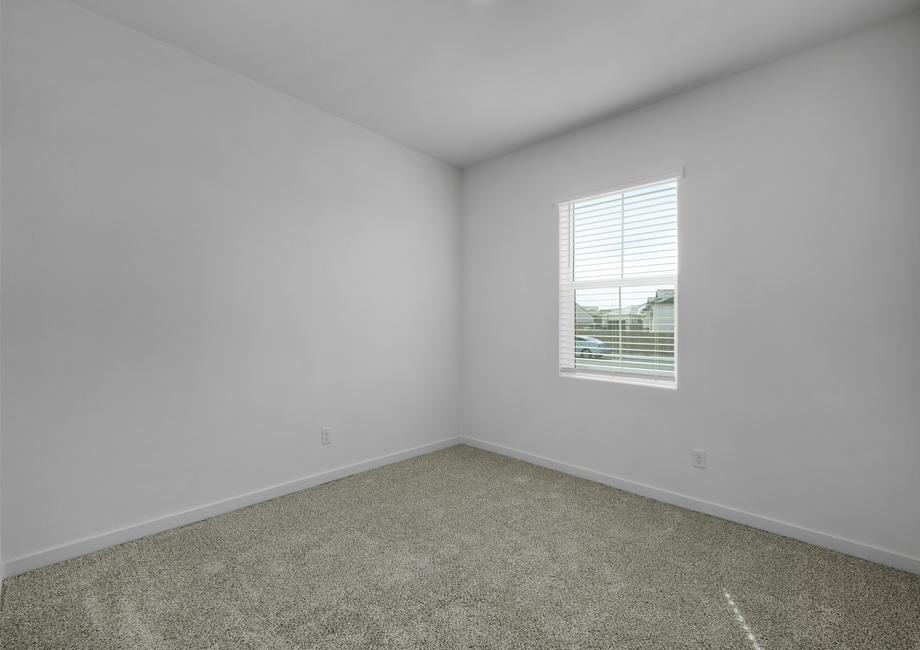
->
[69,0,920,167]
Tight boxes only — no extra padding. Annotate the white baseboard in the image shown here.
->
[6,435,917,579]
[3,436,462,579]
[459,436,920,575]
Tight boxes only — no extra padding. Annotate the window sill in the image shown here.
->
[559,370,677,390]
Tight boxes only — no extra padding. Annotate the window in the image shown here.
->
[559,175,679,387]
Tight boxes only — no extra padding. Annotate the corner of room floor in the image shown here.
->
[1,446,918,649]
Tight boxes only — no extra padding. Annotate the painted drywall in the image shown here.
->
[461,13,920,564]
[1,0,460,563]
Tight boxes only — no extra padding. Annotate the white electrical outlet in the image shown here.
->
[692,449,706,469]
[321,427,332,445]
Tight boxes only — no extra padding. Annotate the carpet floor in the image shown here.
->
[1,445,918,649]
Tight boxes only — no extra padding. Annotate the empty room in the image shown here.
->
[1,0,919,647]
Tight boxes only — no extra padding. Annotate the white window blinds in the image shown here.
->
[559,176,679,385]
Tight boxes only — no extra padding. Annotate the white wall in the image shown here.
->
[461,13,920,566]
[1,0,460,564]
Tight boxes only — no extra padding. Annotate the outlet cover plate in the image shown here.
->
[692,449,706,469]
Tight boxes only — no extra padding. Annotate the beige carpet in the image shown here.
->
[1,445,918,649]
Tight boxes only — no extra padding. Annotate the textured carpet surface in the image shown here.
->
[1,445,919,649]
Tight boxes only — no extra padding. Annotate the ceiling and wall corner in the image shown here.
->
[66,0,920,167]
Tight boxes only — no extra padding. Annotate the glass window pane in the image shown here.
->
[573,285,675,378]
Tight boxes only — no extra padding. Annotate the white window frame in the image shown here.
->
[558,170,682,389]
